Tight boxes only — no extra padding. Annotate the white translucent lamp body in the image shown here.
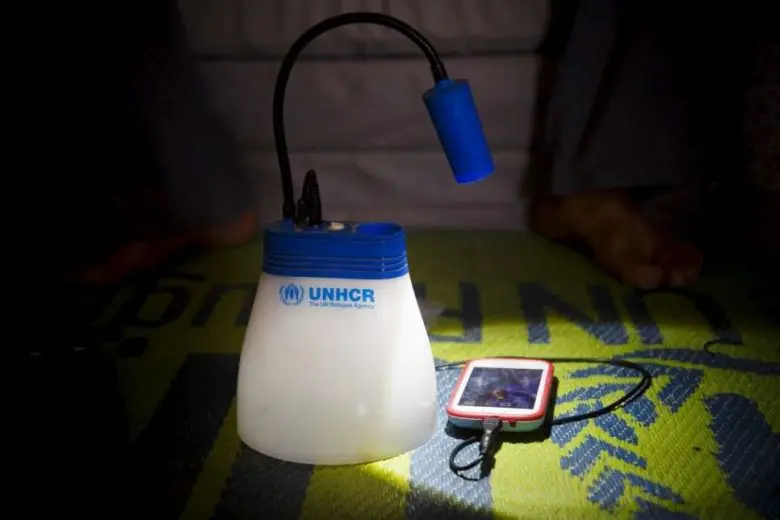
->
[236,222,437,465]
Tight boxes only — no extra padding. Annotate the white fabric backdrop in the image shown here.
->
[179,0,549,229]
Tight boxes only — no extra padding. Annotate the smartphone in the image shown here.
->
[446,358,554,432]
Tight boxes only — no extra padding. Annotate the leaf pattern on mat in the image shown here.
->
[553,350,780,517]
[551,360,703,515]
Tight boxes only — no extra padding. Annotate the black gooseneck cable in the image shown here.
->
[272,12,449,224]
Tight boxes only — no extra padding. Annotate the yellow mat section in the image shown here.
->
[100,231,780,520]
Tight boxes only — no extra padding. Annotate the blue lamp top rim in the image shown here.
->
[262,220,408,280]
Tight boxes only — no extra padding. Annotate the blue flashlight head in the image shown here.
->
[423,79,495,184]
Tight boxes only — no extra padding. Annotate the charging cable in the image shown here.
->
[448,417,503,474]
[436,357,653,477]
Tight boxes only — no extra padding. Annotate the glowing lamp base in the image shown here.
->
[236,220,437,465]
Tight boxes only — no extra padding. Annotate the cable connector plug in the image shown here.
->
[294,170,322,227]
[295,198,309,227]
[479,417,502,455]
[449,417,503,477]
[302,170,322,226]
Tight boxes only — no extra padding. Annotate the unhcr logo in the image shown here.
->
[278,283,305,306]
[308,286,375,309]
[277,283,376,309]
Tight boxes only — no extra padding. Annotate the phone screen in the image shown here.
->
[457,367,543,409]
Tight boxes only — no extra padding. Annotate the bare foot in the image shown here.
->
[71,210,258,286]
[73,237,191,286]
[533,190,703,290]
[195,211,258,247]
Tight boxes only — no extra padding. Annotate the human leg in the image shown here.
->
[73,0,257,285]
[531,1,746,288]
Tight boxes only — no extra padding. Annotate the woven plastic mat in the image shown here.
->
[99,231,780,519]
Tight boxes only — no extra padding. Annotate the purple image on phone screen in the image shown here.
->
[458,368,543,409]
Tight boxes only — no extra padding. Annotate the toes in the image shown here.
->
[69,239,188,287]
[621,264,664,291]
[198,211,258,246]
[654,241,703,288]
[620,240,702,291]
